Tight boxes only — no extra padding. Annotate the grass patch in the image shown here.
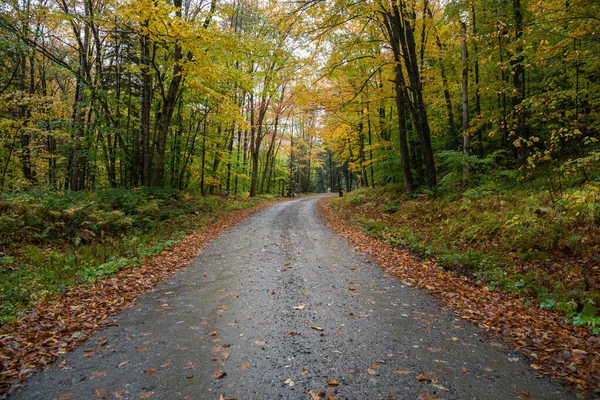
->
[0,188,272,325]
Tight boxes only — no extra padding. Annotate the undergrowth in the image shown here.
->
[329,163,600,334]
[0,188,271,324]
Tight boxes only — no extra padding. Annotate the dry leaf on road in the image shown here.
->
[213,369,226,379]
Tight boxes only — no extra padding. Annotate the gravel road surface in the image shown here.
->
[12,196,572,399]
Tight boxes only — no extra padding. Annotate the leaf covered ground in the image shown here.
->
[317,196,600,396]
[0,202,274,397]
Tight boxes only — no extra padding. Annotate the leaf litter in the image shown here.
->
[317,197,600,394]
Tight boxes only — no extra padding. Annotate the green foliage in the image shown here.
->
[540,298,557,310]
[138,239,179,257]
[383,202,400,214]
[77,257,139,282]
[539,300,600,335]
[572,303,600,335]
[349,195,366,205]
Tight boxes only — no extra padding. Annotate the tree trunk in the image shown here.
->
[139,27,152,187]
[358,110,368,187]
[511,0,527,169]
[68,4,91,192]
[472,5,483,156]
[394,62,415,193]
[461,21,470,185]
[366,104,375,188]
[19,52,34,184]
[397,3,436,190]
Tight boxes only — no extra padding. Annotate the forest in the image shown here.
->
[1,0,600,396]
[1,0,600,341]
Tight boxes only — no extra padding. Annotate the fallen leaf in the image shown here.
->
[284,378,294,386]
[326,379,339,386]
[94,388,106,397]
[221,352,230,362]
[431,383,450,392]
[416,374,428,381]
[240,363,251,370]
[83,350,95,358]
[209,331,217,336]
[213,369,226,379]
[58,360,67,369]
[255,340,265,346]
[90,371,106,379]
[160,361,172,368]
[309,392,321,400]
[294,304,306,310]
[144,368,157,375]
[139,391,152,399]
[511,388,530,399]
[311,326,324,332]
[136,347,147,353]
[301,369,309,375]
[117,361,129,368]
[367,368,377,375]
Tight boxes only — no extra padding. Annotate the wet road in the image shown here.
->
[13,196,571,399]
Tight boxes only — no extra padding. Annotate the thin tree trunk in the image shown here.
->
[472,5,483,156]
[394,63,414,192]
[461,20,470,185]
[139,25,152,186]
[367,104,375,188]
[358,110,368,187]
[511,0,527,169]
[68,8,91,191]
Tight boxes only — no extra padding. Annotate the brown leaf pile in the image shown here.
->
[0,203,273,397]
[317,196,600,394]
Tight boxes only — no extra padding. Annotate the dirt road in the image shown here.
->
[13,196,571,399]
